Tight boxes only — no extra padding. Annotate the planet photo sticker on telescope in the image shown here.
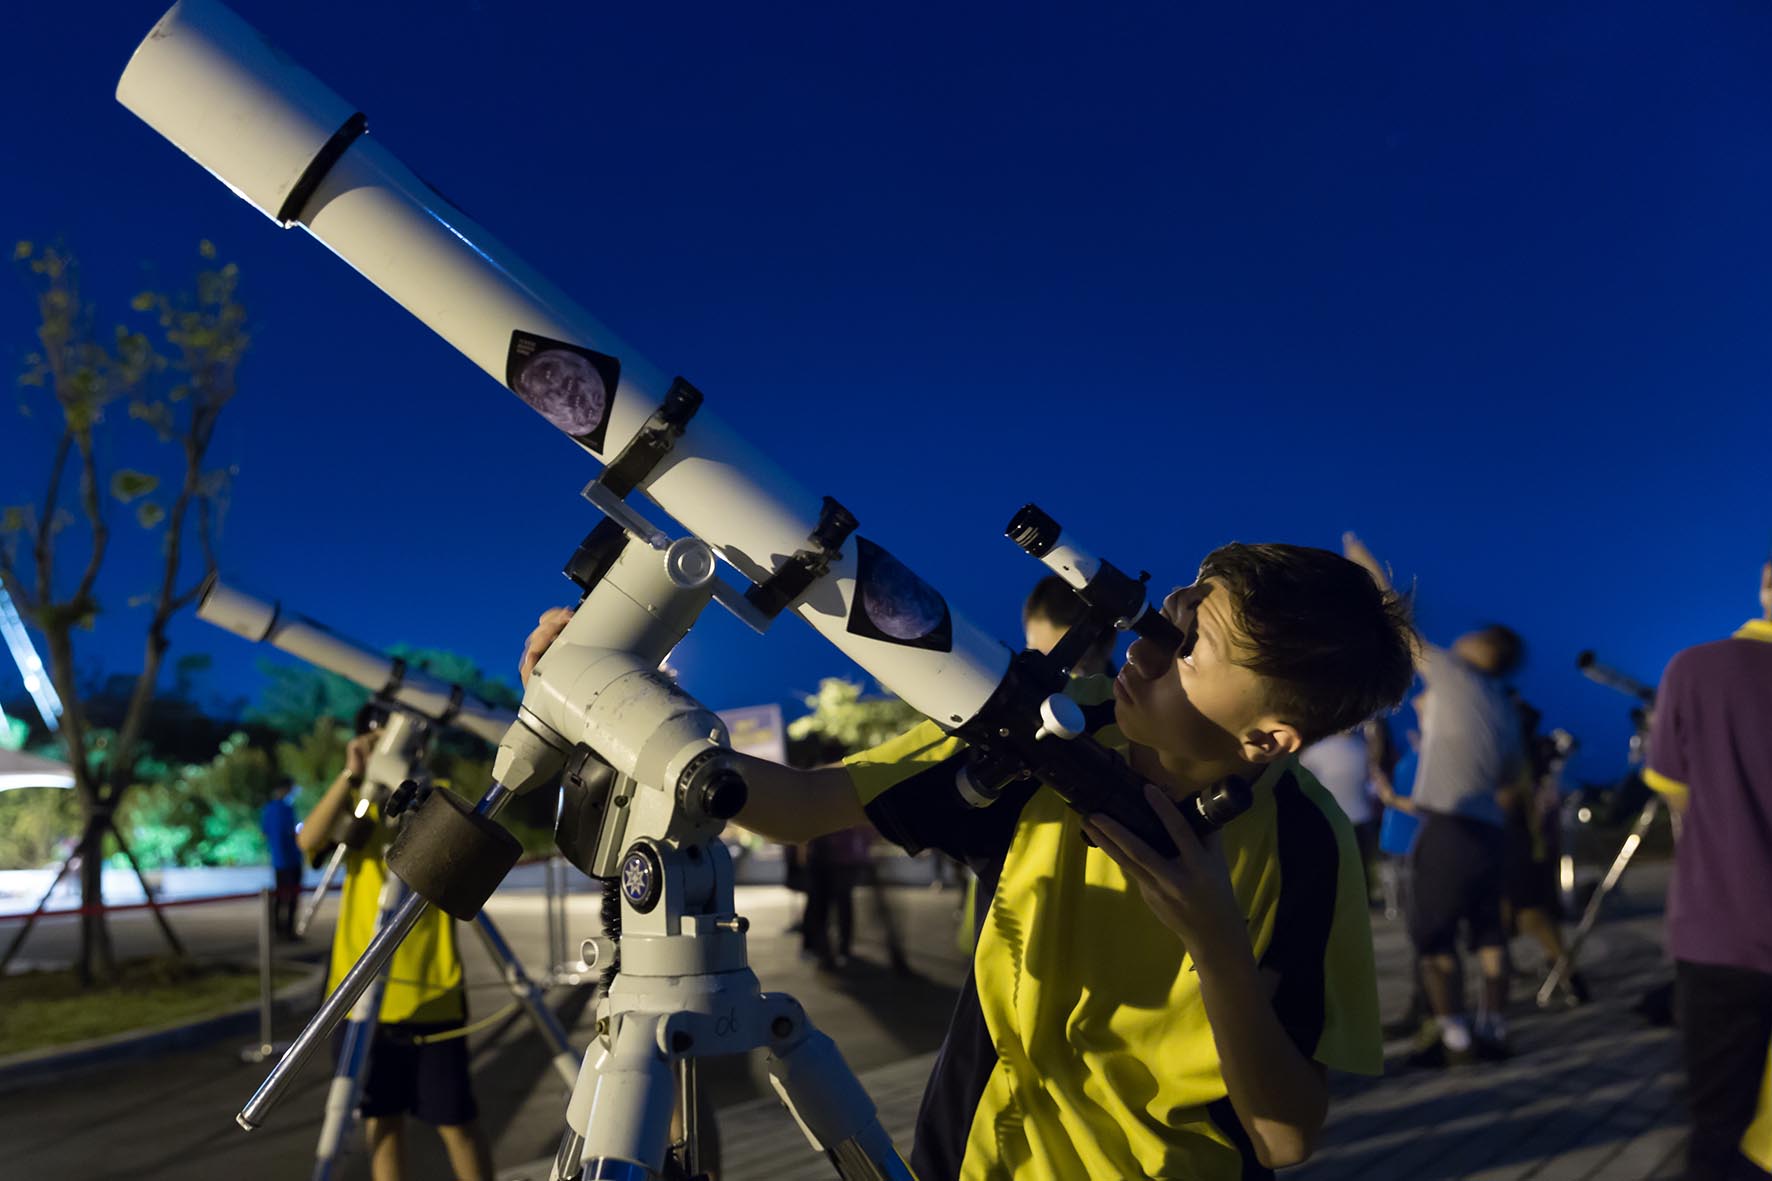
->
[505,331,620,453]
[846,537,954,653]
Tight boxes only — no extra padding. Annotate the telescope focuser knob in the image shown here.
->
[1036,695,1086,741]
[385,779,423,819]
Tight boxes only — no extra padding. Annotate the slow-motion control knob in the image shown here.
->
[679,750,749,822]
[1036,694,1086,741]
[698,768,748,820]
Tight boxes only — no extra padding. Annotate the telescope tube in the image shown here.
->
[197,576,514,745]
[120,0,1011,731]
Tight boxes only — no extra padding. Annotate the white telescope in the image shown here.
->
[198,576,513,746]
[119,0,1011,733]
[125,6,1250,1154]
[126,0,1233,867]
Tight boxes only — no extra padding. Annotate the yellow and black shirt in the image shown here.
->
[844,676,1381,1181]
[325,804,465,1026]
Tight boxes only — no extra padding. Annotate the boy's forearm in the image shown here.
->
[728,754,866,844]
[1193,937,1329,1169]
[297,770,359,859]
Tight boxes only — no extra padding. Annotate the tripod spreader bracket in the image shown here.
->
[386,786,523,921]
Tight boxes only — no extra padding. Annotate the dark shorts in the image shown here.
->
[1503,810,1562,916]
[1409,811,1507,956]
[333,1019,478,1127]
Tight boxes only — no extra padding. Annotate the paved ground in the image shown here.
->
[1,860,1692,1180]
[529,861,1687,1181]
[0,873,973,1180]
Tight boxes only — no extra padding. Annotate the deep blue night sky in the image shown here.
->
[3,1,1769,788]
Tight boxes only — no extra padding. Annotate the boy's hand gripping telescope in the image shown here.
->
[119,4,1254,1173]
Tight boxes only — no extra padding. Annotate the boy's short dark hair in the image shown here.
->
[1197,543,1417,744]
[1023,574,1087,628]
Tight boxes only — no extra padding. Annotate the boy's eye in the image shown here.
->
[1176,620,1199,662]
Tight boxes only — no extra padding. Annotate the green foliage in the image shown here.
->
[118,731,276,868]
[275,716,349,795]
[786,678,924,759]
[246,658,373,739]
[108,470,158,503]
[12,242,162,442]
[0,786,79,870]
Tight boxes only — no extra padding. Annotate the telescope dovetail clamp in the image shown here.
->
[745,496,858,621]
[438,683,466,727]
[380,656,407,700]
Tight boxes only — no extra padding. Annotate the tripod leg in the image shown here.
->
[312,972,390,1181]
[297,845,348,938]
[554,1015,675,1181]
[0,849,76,973]
[471,911,581,1087]
[107,818,186,958]
[767,1017,916,1181]
[312,874,406,1180]
[1538,798,1660,1007]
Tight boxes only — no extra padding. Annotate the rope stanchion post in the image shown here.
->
[240,887,289,1064]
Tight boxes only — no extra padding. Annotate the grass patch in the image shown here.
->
[0,956,303,1057]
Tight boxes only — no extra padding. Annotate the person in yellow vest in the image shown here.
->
[298,722,495,1181]
[522,541,1414,1180]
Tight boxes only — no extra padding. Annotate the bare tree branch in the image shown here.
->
[70,436,108,610]
[28,430,72,611]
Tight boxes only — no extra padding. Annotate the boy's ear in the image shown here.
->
[1241,719,1303,764]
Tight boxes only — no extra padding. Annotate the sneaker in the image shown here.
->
[1406,1038,1474,1069]
[1569,971,1592,1005]
[1405,1022,1473,1069]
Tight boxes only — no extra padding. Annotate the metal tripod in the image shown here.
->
[240,533,916,1181]
[311,866,583,1179]
[546,803,911,1181]
[1537,793,1665,1009]
[1537,653,1669,1008]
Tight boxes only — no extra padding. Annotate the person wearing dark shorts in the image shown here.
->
[1645,557,1772,1181]
[1344,536,1524,1064]
[1501,807,1556,916]
[336,1020,478,1129]
[301,728,494,1181]
[1411,811,1508,961]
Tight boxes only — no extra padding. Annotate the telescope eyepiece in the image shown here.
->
[1006,504,1062,559]
[1195,778,1255,832]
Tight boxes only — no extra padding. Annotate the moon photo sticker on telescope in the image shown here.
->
[846,537,953,652]
[505,331,620,452]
